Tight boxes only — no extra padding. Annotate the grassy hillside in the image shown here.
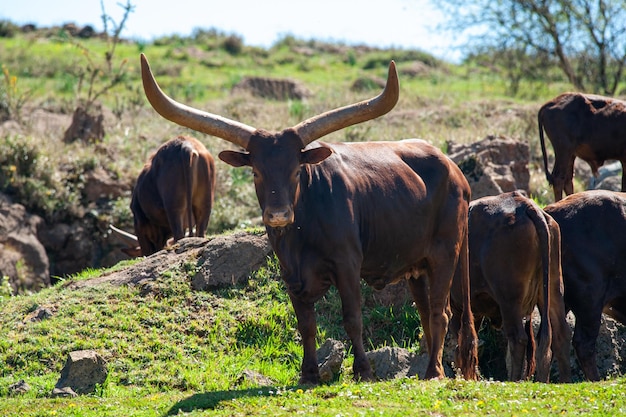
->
[0,252,625,416]
[0,29,574,235]
[1,29,621,416]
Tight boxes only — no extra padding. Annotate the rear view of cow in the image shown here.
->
[538,92,626,201]
[544,190,626,380]
[450,191,571,382]
[130,135,216,256]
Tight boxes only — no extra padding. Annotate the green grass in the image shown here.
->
[1,257,625,417]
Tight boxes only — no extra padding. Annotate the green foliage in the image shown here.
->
[0,134,112,222]
[0,275,13,302]
[0,64,33,121]
[0,20,19,38]
[67,1,134,112]
[0,266,625,415]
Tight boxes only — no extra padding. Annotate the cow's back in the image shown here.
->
[466,193,545,314]
[539,93,626,154]
[544,190,626,313]
[282,139,470,287]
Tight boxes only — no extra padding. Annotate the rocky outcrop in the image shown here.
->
[0,193,49,294]
[448,135,530,199]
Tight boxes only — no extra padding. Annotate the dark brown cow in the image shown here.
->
[450,191,571,382]
[140,53,479,383]
[538,92,626,201]
[129,135,216,256]
[544,190,626,380]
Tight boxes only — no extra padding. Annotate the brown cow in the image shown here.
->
[538,92,626,201]
[128,135,216,256]
[450,191,571,382]
[140,53,479,384]
[544,190,626,380]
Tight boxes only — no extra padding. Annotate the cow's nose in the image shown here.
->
[264,207,294,228]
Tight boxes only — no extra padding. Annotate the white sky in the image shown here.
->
[1,0,465,62]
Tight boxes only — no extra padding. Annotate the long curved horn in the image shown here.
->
[293,61,399,146]
[109,224,138,245]
[140,53,256,149]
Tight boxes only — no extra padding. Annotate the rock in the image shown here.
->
[8,380,30,395]
[0,193,50,294]
[63,105,105,143]
[54,350,108,395]
[366,346,414,380]
[51,387,78,398]
[82,166,129,203]
[365,346,433,380]
[588,160,622,192]
[448,135,530,200]
[192,232,273,290]
[232,77,311,100]
[30,306,54,322]
[317,339,346,382]
[235,369,275,387]
[38,220,95,278]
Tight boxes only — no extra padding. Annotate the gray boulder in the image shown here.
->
[192,231,273,290]
[0,193,49,294]
[54,350,108,395]
[448,135,530,200]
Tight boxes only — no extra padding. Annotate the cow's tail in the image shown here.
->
[456,218,479,380]
[526,204,553,382]
[538,109,554,185]
[181,142,199,237]
[524,316,537,379]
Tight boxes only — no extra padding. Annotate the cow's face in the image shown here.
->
[219,129,332,228]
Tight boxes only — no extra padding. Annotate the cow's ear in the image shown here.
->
[301,147,332,165]
[219,150,251,167]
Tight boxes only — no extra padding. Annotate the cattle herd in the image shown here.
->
[111,53,626,384]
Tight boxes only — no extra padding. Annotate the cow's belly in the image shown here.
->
[360,251,427,290]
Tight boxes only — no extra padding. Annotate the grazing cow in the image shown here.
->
[449,191,571,382]
[538,92,626,201]
[140,53,479,383]
[129,135,216,256]
[544,190,626,380]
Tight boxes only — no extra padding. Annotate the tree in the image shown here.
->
[63,0,135,143]
[436,0,626,95]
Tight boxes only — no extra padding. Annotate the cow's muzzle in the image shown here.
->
[263,206,294,228]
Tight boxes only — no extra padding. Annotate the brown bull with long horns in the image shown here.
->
[140,53,478,383]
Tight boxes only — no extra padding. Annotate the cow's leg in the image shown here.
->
[563,155,576,197]
[551,152,575,201]
[572,309,602,381]
[336,272,373,382]
[548,303,572,382]
[164,202,185,241]
[544,220,572,382]
[502,313,528,381]
[423,261,456,379]
[546,276,572,382]
[408,275,432,353]
[530,308,549,382]
[289,295,320,385]
[193,205,210,238]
